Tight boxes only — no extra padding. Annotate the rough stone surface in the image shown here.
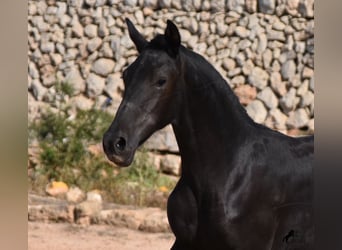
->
[280,88,300,114]
[91,58,115,76]
[145,125,179,152]
[281,60,296,80]
[258,0,275,14]
[104,73,124,100]
[86,73,106,98]
[66,187,86,204]
[286,109,309,129]
[248,67,269,90]
[257,87,279,109]
[160,154,181,176]
[65,68,86,95]
[246,100,268,124]
[234,85,257,105]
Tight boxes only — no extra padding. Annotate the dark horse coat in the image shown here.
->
[103,19,314,250]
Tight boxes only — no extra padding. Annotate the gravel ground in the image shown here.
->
[28,221,175,250]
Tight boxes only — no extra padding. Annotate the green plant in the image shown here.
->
[28,103,176,208]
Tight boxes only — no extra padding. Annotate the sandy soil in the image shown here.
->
[28,221,175,250]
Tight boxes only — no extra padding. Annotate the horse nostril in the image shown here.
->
[115,137,126,152]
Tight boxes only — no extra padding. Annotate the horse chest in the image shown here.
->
[168,177,276,250]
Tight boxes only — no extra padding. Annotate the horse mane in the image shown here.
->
[179,45,255,124]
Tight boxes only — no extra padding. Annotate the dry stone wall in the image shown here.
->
[28,0,314,176]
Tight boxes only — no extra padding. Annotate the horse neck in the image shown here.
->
[172,49,254,177]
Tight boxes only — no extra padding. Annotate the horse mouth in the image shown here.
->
[106,152,135,167]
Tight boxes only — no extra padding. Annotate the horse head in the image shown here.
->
[103,19,183,166]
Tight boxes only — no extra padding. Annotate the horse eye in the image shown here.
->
[156,79,167,87]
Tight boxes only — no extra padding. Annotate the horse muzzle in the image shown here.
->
[102,133,136,167]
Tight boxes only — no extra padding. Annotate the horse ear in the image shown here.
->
[126,18,148,53]
[165,20,181,55]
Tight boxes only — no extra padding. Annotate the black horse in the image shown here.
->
[103,19,314,250]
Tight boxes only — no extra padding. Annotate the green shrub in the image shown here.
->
[28,92,176,208]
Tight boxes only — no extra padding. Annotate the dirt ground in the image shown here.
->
[28,221,175,250]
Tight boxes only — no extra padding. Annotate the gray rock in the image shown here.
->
[123,0,138,7]
[87,37,102,52]
[262,49,273,69]
[29,62,39,79]
[66,187,86,204]
[55,43,65,55]
[216,23,227,37]
[71,20,83,38]
[228,68,242,78]
[98,21,109,38]
[298,0,314,18]
[258,0,275,14]
[100,42,114,58]
[308,118,314,132]
[86,191,103,203]
[272,20,286,31]
[64,38,80,48]
[68,0,84,7]
[297,80,309,96]
[267,30,285,41]
[300,91,314,108]
[91,58,115,76]
[86,73,106,98]
[95,0,107,6]
[238,39,252,50]
[281,60,296,80]
[222,58,236,71]
[159,0,172,8]
[40,42,55,53]
[64,48,79,61]
[257,33,268,54]
[160,155,181,176]
[36,1,48,15]
[302,67,314,79]
[42,74,56,88]
[231,75,245,86]
[144,0,158,8]
[145,125,178,152]
[248,67,269,90]
[75,200,102,219]
[104,73,124,99]
[31,79,47,101]
[270,72,286,96]
[309,77,314,91]
[28,3,37,15]
[65,68,86,95]
[246,100,267,124]
[235,52,246,67]
[84,24,98,38]
[280,88,300,113]
[59,14,71,27]
[269,108,287,130]
[56,2,67,16]
[69,95,94,110]
[210,0,225,12]
[227,0,245,13]
[286,109,309,129]
[235,26,249,38]
[84,0,96,7]
[257,87,278,109]
[246,0,257,13]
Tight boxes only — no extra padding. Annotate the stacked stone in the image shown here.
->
[28,0,314,176]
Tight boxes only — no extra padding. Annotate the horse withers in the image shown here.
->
[103,19,314,250]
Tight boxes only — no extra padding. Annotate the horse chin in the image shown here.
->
[107,151,135,167]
